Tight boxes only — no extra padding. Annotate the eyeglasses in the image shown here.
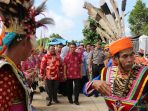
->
[104,49,109,52]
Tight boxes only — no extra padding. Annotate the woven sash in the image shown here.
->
[101,66,148,111]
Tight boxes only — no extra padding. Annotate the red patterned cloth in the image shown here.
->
[64,52,82,79]
[56,53,64,81]
[0,66,26,111]
[135,56,148,66]
[40,53,60,80]
[33,54,41,69]
[59,64,64,81]
[21,58,36,77]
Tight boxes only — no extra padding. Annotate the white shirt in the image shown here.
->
[60,45,69,60]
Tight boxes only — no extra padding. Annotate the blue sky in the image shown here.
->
[35,0,148,41]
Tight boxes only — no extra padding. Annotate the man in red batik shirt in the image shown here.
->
[40,45,61,106]
[64,42,82,105]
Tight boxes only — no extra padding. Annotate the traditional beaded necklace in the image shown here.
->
[0,55,28,84]
[0,55,20,72]
[113,68,132,97]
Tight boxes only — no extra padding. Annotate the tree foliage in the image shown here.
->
[37,38,50,46]
[128,0,148,36]
[37,33,64,49]
[70,40,79,43]
[50,33,63,38]
[142,24,148,35]
[82,17,101,45]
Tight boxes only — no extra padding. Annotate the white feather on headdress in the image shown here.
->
[84,2,116,41]
[84,0,127,41]
[0,0,54,35]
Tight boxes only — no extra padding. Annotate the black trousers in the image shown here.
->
[45,79,59,102]
[58,81,67,96]
[92,64,104,97]
[92,64,104,79]
[80,76,88,93]
[66,78,81,102]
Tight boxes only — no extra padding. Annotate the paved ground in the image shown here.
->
[32,92,108,111]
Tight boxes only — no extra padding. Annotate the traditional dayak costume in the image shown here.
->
[84,38,148,111]
[0,0,53,110]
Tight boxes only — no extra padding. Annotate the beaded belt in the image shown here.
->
[12,98,24,104]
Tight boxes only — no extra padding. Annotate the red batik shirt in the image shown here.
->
[0,66,26,111]
[64,52,82,79]
[56,52,64,81]
[40,53,60,80]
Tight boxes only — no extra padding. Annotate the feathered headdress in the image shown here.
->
[84,0,127,42]
[0,0,54,54]
[0,0,54,35]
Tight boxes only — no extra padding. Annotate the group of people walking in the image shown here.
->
[39,42,99,106]
[0,0,147,111]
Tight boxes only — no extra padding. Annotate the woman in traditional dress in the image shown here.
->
[0,0,54,111]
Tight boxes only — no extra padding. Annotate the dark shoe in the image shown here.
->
[74,101,79,105]
[94,94,99,97]
[47,102,52,106]
[69,100,73,104]
[94,91,99,97]
[54,100,60,103]
[46,97,50,100]
[39,86,45,92]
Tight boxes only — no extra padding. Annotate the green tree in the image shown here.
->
[82,17,101,45]
[128,0,148,36]
[50,33,63,38]
[142,24,148,35]
[70,40,79,43]
[37,38,50,48]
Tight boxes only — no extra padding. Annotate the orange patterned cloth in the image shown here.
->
[109,37,133,56]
